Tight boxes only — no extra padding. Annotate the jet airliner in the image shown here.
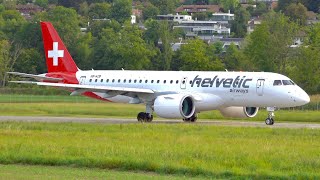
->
[8,22,310,125]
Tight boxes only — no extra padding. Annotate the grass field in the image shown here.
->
[0,164,197,180]
[0,94,319,123]
[0,122,319,179]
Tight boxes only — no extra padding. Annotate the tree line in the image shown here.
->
[0,0,320,94]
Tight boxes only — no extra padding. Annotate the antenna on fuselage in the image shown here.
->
[225,69,228,72]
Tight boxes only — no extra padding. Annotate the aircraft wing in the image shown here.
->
[10,81,154,94]
[7,72,62,82]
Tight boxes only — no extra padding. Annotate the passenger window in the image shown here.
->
[151,80,154,83]
[129,79,131,83]
[170,80,173,84]
[95,79,98,82]
[182,80,186,84]
[124,79,126,83]
[164,80,166,84]
[89,79,92,82]
[112,79,115,83]
[118,79,120,83]
[189,80,192,84]
[176,80,179,84]
[100,79,103,82]
[273,80,282,86]
[106,79,109,83]
[139,80,142,83]
[157,80,160,83]
[145,80,148,83]
[134,79,137,83]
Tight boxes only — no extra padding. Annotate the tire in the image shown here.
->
[137,112,146,122]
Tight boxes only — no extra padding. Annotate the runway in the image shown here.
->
[0,116,319,129]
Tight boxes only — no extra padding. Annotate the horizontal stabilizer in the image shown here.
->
[7,72,62,82]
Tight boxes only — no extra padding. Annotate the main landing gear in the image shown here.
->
[265,107,275,125]
[137,112,153,122]
[137,103,153,122]
[183,114,197,122]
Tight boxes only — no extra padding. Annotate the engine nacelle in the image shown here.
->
[154,94,195,119]
[219,107,259,118]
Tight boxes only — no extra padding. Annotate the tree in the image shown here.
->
[149,0,179,15]
[212,41,224,55]
[14,48,44,74]
[143,19,160,46]
[158,21,173,70]
[284,3,308,25]
[142,3,159,21]
[221,0,239,13]
[0,10,26,40]
[224,43,242,70]
[110,0,132,24]
[88,2,111,19]
[244,12,299,73]
[35,0,48,8]
[175,38,224,71]
[231,7,250,38]
[250,2,268,17]
[92,22,156,70]
[192,12,209,20]
[288,47,320,94]
[0,40,22,87]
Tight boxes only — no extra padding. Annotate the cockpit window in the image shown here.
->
[273,80,282,86]
[282,80,294,85]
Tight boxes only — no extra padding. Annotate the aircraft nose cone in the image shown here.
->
[295,90,310,105]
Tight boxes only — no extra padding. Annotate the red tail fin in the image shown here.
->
[40,22,79,73]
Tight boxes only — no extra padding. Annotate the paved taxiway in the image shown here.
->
[0,116,319,129]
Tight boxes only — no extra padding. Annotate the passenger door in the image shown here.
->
[256,79,265,96]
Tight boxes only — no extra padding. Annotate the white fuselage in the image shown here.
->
[76,70,310,111]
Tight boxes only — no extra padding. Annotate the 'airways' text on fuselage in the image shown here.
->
[191,75,253,88]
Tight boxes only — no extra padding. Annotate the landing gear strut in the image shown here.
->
[183,114,197,122]
[137,103,153,122]
[265,107,275,125]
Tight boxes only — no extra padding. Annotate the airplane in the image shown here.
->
[8,22,310,125]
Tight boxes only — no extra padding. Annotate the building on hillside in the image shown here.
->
[175,5,221,15]
[132,9,142,18]
[173,20,231,40]
[131,15,137,24]
[16,3,44,20]
[247,18,262,34]
[156,14,192,22]
[210,11,234,21]
[307,11,319,25]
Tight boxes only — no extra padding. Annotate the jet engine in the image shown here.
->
[219,107,259,118]
[154,94,195,119]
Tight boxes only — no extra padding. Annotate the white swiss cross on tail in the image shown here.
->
[48,42,64,66]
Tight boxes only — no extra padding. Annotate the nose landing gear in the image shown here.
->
[265,107,275,125]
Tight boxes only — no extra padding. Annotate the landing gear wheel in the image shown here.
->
[265,107,276,126]
[137,112,153,122]
[183,114,197,122]
[137,112,146,122]
[265,118,274,125]
[146,114,153,122]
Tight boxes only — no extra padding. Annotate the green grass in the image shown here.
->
[0,164,198,180]
[0,94,319,123]
[0,101,319,123]
[0,122,319,179]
